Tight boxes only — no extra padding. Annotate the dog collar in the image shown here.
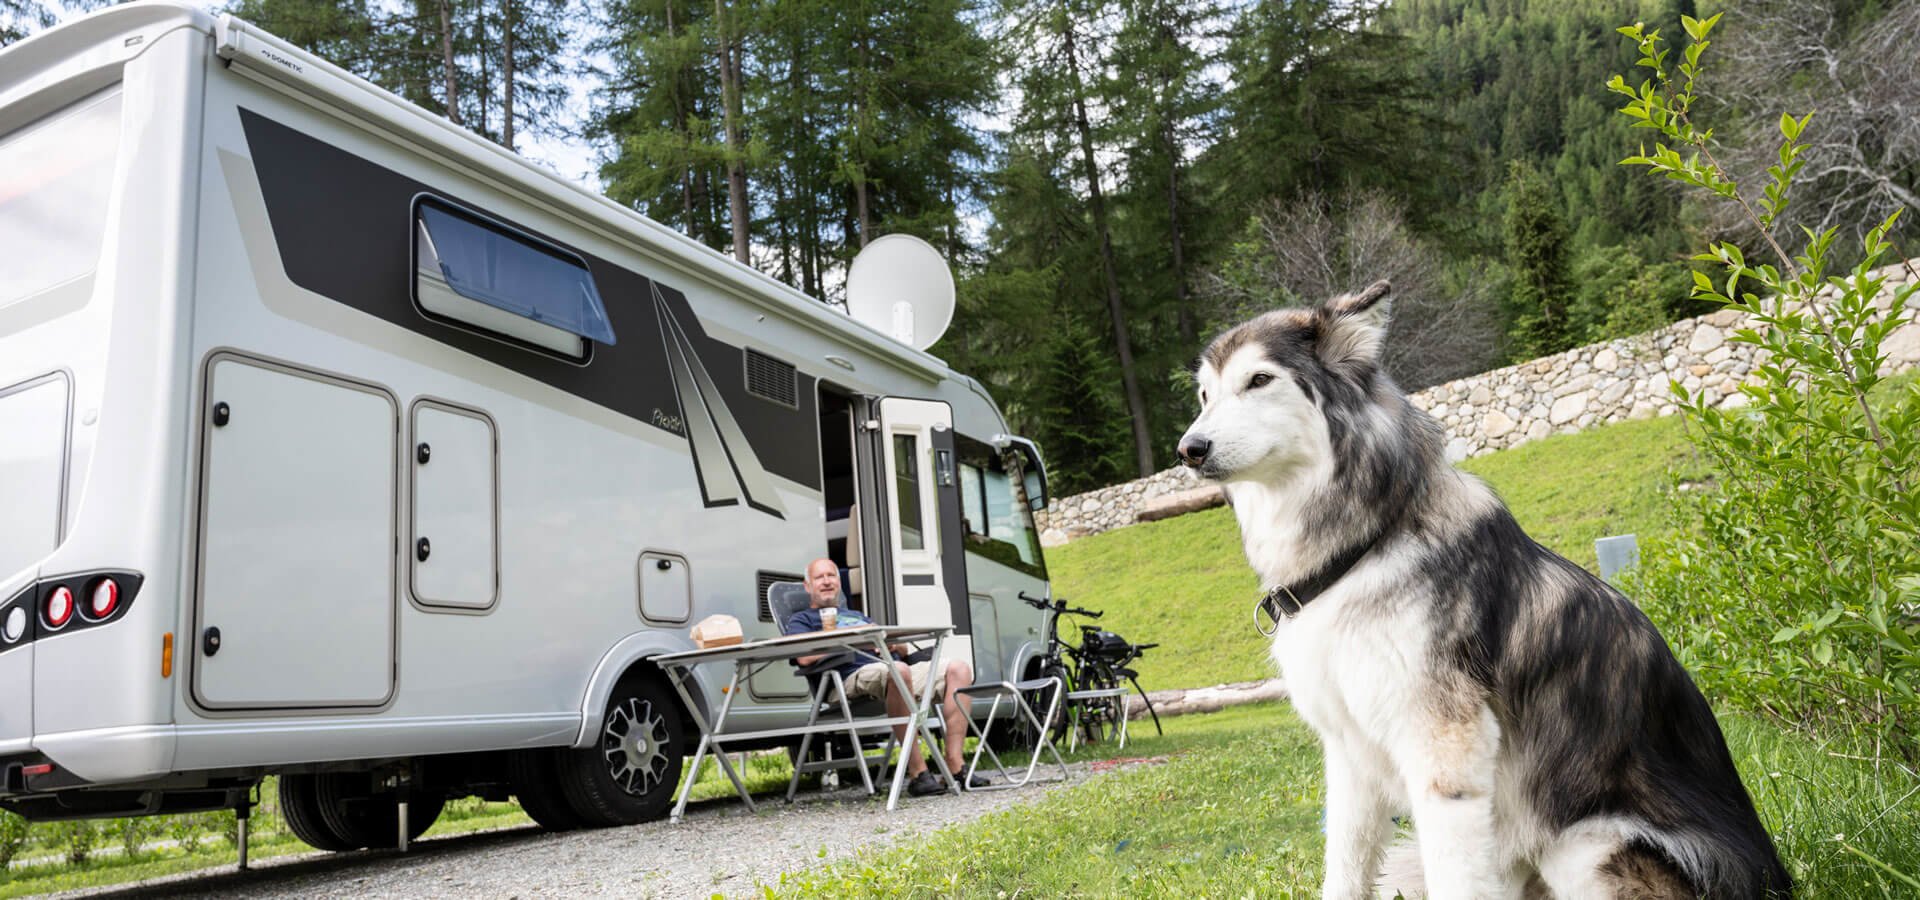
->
[1254,532,1386,635]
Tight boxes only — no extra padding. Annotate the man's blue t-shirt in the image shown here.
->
[784,606,881,683]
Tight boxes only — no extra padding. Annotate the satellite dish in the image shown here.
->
[845,234,955,351]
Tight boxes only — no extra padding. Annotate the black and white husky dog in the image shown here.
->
[1177,282,1790,899]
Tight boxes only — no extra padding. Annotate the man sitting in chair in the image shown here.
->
[787,558,988,796]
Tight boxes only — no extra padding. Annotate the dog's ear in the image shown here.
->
[1315,280,1392,372]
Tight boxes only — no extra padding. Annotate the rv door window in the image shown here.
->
[413,199,615,359]
[892,433,925,550]
[0,89,121,311]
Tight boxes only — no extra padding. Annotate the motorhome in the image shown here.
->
[0,1,1054,848]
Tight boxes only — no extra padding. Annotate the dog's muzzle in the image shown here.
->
[1177,433,1211,468]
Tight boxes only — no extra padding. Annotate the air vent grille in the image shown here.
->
[757,570,802,623]
[745,349,798,408]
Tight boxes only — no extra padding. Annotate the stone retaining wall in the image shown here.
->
[1037,260,1920,546]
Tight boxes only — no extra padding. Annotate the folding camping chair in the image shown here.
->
[956,674,1071,790]
[766,582,896,799]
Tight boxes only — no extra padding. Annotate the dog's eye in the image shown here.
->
[1247,373,1274,390]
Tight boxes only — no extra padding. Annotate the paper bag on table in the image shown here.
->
[690,614,743,649]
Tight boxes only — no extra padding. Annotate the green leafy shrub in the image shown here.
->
[114,816,161,863]
[53,819,99,867]
[1609,15,1920,762]
[0,809,29,868]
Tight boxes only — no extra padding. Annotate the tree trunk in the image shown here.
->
[502,0,515,150]
[665,2,695,235]
[853,32,872,248]
[439,0,460,125]
[1166,124,1194,347]
[714,0,750,264]
[1064,22,1154,476]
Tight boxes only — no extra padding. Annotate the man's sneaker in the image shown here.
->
[907,771,947,797]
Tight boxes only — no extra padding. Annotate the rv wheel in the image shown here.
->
[311,773,444,850]
[556,675,684,826]
[509,749,585,831]
[279,773,359,852]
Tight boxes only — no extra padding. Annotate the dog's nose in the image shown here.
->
[1177,434,1211,467]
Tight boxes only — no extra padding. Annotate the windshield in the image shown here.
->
[0,89,121,312]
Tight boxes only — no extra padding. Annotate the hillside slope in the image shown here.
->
[1045,415,1702,691]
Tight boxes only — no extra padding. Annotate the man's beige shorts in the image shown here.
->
[843,660,944,701]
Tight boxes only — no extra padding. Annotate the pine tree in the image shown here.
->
[593,0,731,250]
[1002,0,1155,477]
[1,0,55,47]
[1503,159,1573,358]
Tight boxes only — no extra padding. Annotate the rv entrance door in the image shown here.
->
[875,397,970,664]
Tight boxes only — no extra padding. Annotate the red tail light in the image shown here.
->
[44,586,74,629]
[87,578,120,619]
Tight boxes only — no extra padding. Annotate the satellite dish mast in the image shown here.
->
[845,234,956,352]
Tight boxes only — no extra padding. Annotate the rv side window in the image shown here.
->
[412,198,615,360]
[955,436,1046,579]
[0,89,121,311]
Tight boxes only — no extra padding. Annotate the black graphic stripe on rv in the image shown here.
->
[235,109,821,501]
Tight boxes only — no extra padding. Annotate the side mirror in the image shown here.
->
[992,434,1049,512]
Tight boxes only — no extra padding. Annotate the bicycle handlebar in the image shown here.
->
[1017,591,1101,619]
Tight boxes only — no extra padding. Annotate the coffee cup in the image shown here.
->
[820,607,837,630]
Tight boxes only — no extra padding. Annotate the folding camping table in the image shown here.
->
[651,624,955,822]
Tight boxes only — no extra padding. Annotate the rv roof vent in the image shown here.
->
[756,570,802,623]
[845,234,955,351]
[745,350,798,409]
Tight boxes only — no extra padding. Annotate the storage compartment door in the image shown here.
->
[411,403,498,610]
[195,358,396,709]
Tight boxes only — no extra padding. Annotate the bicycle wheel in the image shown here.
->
[1073,664,1122,747]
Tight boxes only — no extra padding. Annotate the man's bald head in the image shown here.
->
[804,559,842,608]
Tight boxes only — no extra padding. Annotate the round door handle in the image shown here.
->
[212,402,231,427]
[416,537,432,562]
[203,626,222,656]
[416,442,431,465]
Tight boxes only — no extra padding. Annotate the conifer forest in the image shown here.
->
[6,0,1913,495]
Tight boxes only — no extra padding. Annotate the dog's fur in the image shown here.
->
[1179,283,1790,899]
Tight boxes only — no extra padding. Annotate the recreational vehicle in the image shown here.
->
[0,1,1055,848]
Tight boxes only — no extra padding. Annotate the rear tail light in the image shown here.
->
[87,578,120,620]
[44,586,74,629]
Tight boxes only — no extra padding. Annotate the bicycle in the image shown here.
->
[1011,592,1163,749]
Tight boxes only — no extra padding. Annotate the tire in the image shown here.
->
[554,675,685,826]
[510,750,586,832]
[1074,665,1121,747]
[1037,662,1073,746]
[311,773,443,850]
[278,774,358,852]
[984,662,1060,753]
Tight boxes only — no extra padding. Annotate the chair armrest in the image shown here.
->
[795,652,854,677]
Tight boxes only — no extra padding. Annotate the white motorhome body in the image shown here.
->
[0,3,1054,838]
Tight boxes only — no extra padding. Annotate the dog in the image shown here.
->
[1176,282,1790,899]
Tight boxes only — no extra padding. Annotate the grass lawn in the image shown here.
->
[772,701,1920,898]
[1046,414,1700,693]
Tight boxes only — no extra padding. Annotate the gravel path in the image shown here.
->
[63,765,1091,900]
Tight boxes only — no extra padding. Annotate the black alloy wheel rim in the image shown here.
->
[601,697,672,797]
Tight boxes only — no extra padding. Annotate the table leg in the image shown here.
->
[877,634,957,810]
[704,663,755,811]
[916,634,957,795]
[664,665,710,824]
